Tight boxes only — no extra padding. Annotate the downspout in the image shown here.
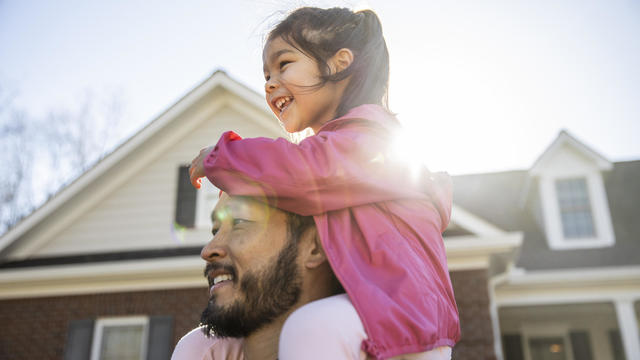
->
[489,272,509,360]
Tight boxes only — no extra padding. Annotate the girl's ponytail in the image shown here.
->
[340,8,389,116]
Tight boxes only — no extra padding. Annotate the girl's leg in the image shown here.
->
[278,293,452,360]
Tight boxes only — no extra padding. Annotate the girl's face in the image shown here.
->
[263,37,347,134]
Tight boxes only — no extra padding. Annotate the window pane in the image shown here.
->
[99,325,144,360]
[529,337,567,360]
[196,178,220,228]
[555,178,596,238]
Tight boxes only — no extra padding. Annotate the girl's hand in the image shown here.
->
[189,146,214,189]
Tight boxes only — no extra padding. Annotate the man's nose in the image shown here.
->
[201,233,228,261]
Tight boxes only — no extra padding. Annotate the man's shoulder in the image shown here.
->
[171,327,244,360]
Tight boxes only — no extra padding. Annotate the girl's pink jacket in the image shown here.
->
[203,104,460,359]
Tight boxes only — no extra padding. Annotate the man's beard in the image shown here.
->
[200,236,302,338]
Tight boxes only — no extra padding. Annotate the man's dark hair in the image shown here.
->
[286,212,344,295]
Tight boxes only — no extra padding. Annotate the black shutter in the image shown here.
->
[175,165,197,227]
[146,316,174,360]
[608,330,626,360]
[63,319,95,360]
[502,334,524,360]
[570,331,593,360]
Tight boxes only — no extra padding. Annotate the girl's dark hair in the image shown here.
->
[268,7,390,118]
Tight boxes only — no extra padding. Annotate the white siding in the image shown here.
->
[29,95,284,257]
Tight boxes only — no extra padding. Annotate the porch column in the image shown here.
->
[614,299,640,360]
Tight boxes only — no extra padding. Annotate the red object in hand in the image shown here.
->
[189,131,242,189]
[189,146,213,189]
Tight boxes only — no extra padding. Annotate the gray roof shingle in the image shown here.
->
[450,160,640,270]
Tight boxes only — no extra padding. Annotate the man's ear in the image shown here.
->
[300,228,327,269]
[329,48,354,74]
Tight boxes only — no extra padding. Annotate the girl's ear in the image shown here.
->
[329,48,354,74]
[300,228,327,269]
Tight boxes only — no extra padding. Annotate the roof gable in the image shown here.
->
[530,130,612,176]
[0,71,282,259]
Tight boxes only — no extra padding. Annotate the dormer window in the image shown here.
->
[538,172,615,250]
[530,131,615,251]
[555,177,596,239]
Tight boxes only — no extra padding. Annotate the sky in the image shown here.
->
[1,0,639,176]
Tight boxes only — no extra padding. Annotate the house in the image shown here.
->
[452,132,640,360]
[0,70,636,360]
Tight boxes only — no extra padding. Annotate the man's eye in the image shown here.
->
[233,219,249,227]
[211,227,219,236]
[264,74,270,81]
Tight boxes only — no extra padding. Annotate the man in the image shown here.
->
[171,193,351,359]
[172,194,452,360]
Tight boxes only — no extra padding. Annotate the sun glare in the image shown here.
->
[390,126,429,182]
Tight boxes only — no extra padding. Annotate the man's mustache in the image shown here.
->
[204,263,237,287]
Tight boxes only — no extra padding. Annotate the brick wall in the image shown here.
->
[0,287,208,360]
[0,270,495,360]
[451,269,496,360]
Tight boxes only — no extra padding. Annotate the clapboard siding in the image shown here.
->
[32,102,283,257]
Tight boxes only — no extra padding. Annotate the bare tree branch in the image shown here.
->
[0,85,126,235]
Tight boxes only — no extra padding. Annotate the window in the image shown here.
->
[528,336,567,360]
[502,334,524,360]
[519,324,595,360]
[555,178,596,239]
[175,165,220,229]
[90,317,148,360]
[539,172,615,250]
[195,177,220,228]
[175,166,197,228]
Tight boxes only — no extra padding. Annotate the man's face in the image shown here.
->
[200,194,303,338]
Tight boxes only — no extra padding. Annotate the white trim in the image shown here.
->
[444,232,523,270]
[0,256,205,299]
[530,130,613,176]
[540,172,616,250]
[504,265,640,285]
[493,266,640,307]
[497,290,640,308]
[450,205,506,236]
[0,233,525,299]
[0,71,273,256]
[614,299,640,360]
[90,316,149,360]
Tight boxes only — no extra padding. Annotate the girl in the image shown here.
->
[190,7,459,359]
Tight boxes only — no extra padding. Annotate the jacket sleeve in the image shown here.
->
[203,123,433,216]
